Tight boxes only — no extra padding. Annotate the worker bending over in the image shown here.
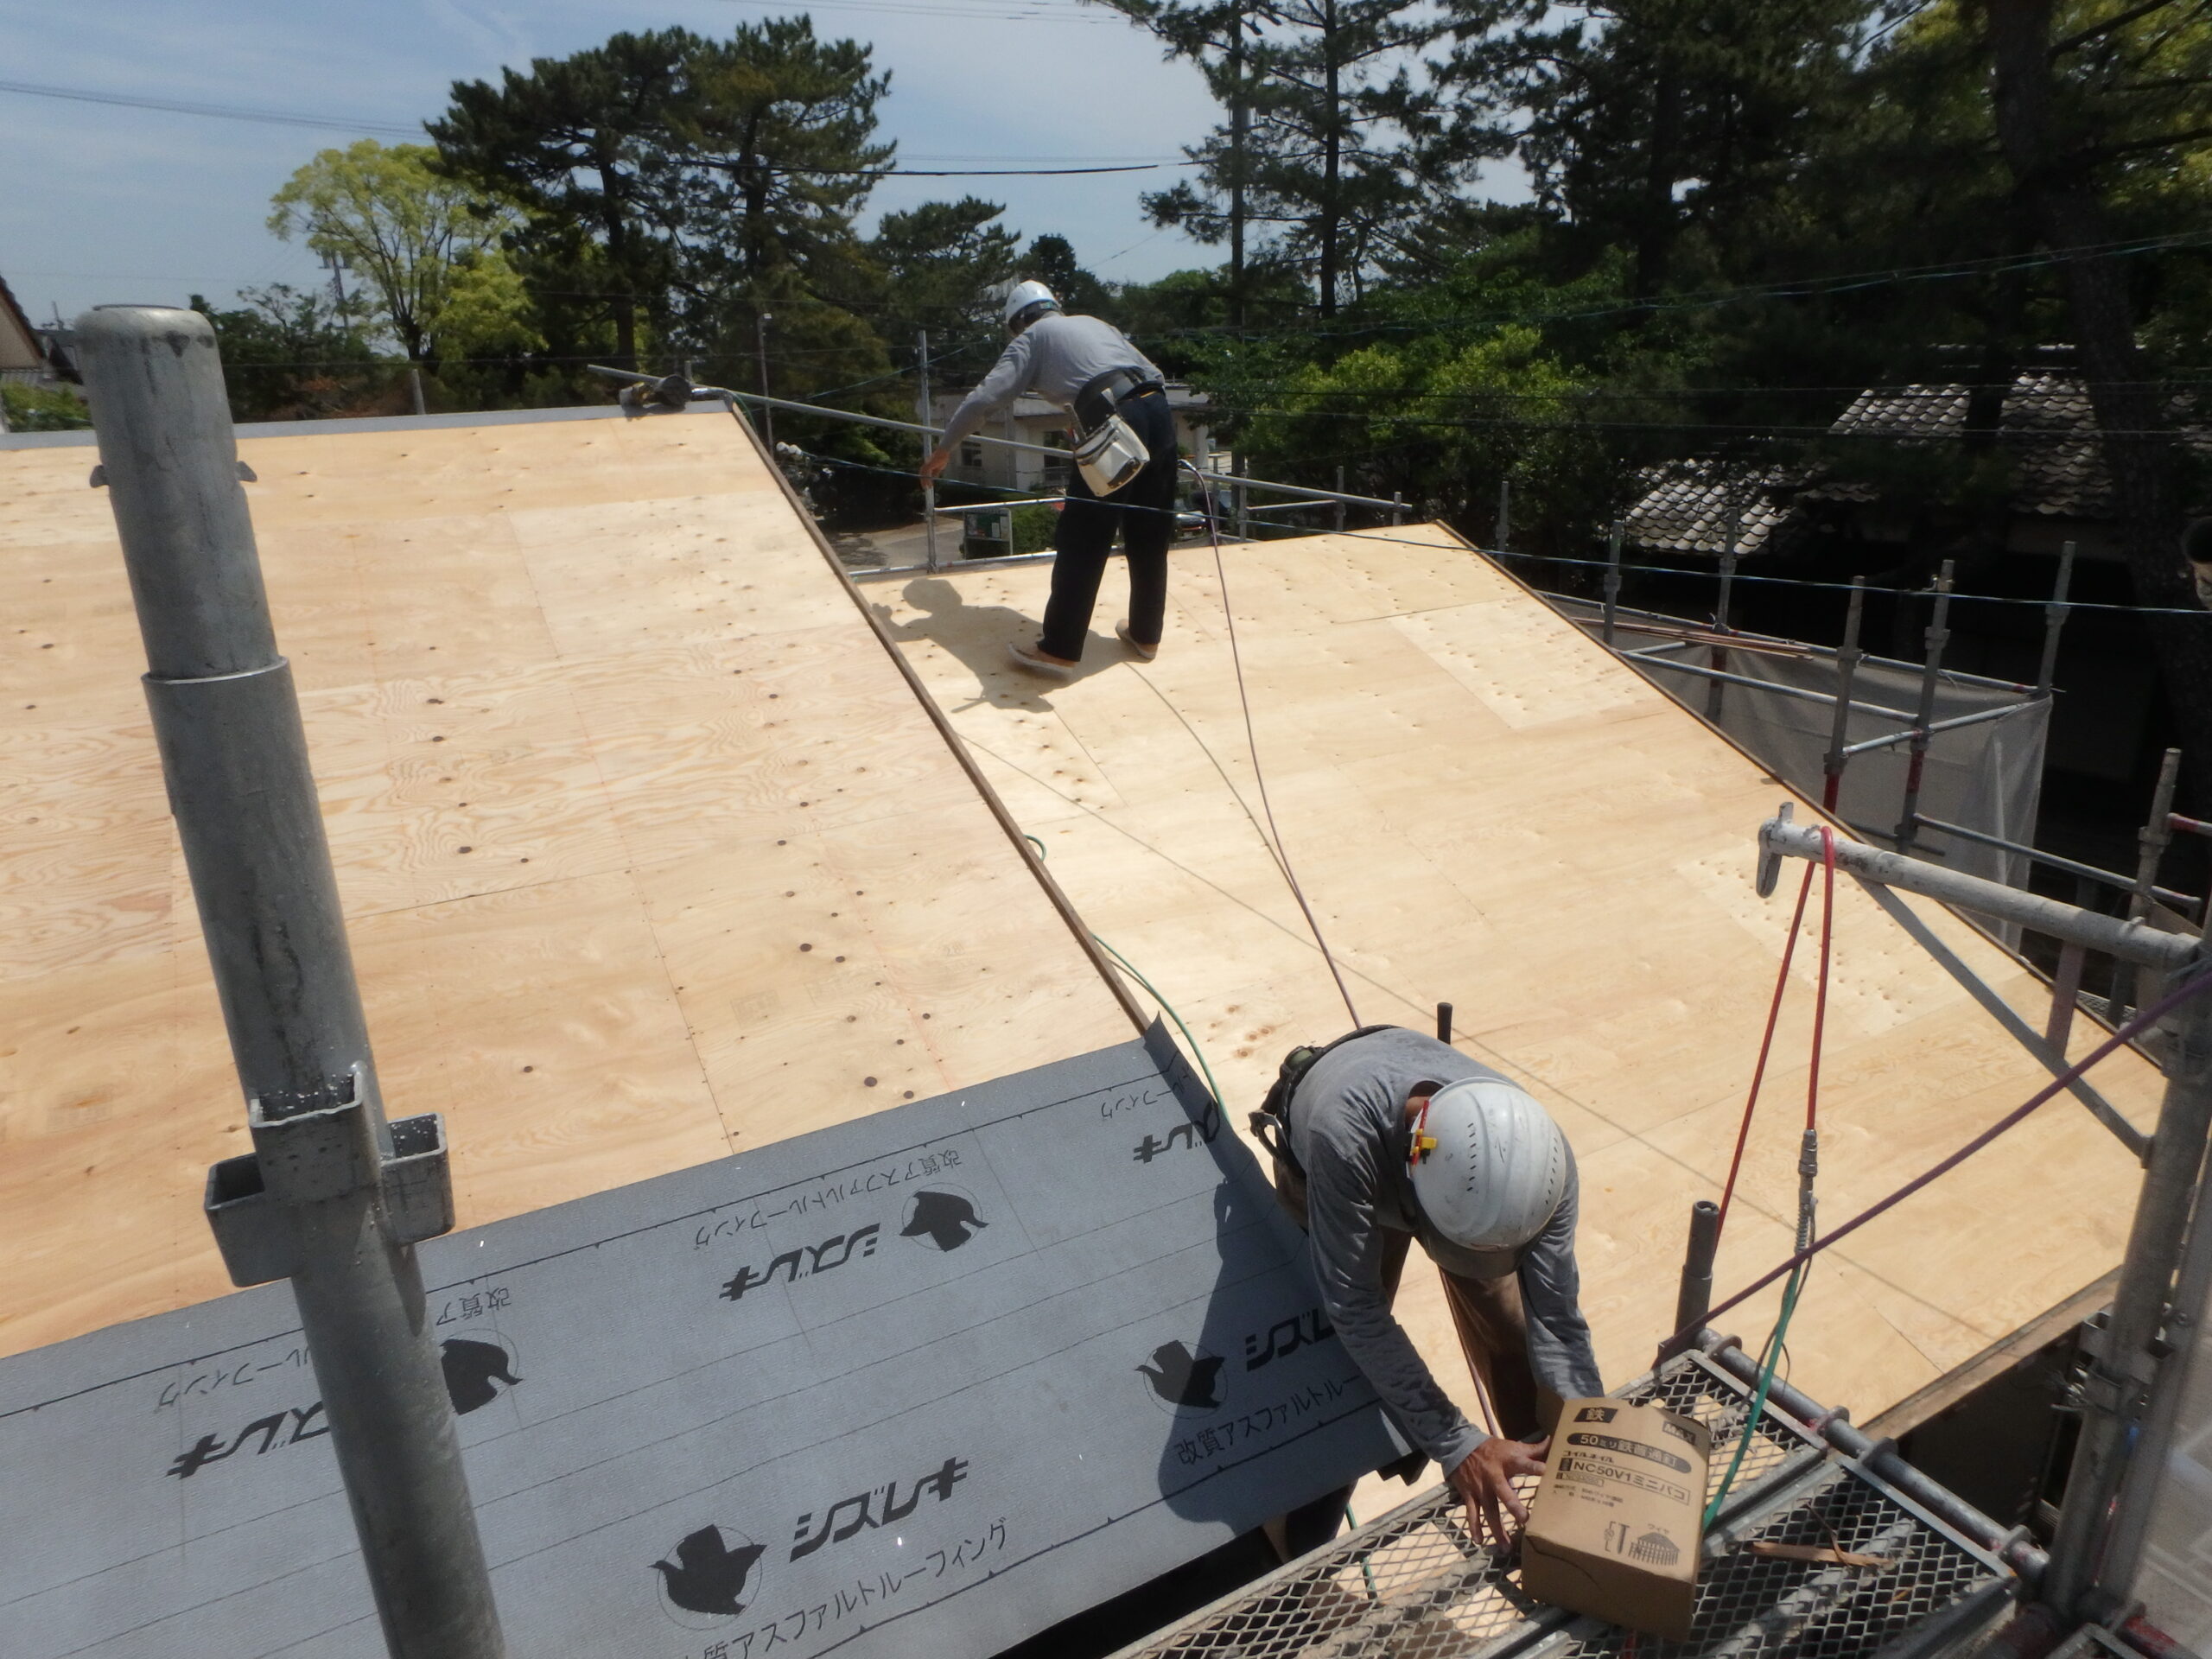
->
[921,281,1178,677]
[1257,1026,1603,1548]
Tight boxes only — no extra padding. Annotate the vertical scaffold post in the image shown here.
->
[1391,490,1405,527]
[1707,491,1742,722]
[1674,1199,1722,1337]
[1602,519,1624,648]
[74,307,505,1659]
[1821,577,1867,812]
[1494,478,1511,550]
[918,328,940,574]
[2037,540,2076,697]
[2115,748,2184,1023]
[2044,956,2212,1618]
[1334,465,1346,534]
[755,310,776,453]
[1236,451,1250,540]
[1894,560,1955,856]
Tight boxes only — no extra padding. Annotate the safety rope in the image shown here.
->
[1705,828,1835,1525]
[1669,959,2212,1363]
[1187,460,1364,1028]
[1717,855,1817,1234]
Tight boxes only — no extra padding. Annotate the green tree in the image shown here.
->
[1977,0,2212,766]
[432,20,897,401]
[189,285,379,422]
[1020,234,1116,318]
[431,29,699,366]
[1102,0,1459,318]
[269,140,537,369]
[870,197,1020,353]
[1443,0,1878,299]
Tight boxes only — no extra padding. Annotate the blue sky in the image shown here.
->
[0,0,1224,327]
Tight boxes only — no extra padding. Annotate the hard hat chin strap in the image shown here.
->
[1408,1094,1439,1168]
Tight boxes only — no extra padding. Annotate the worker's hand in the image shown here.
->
[919,447,950,483]
[1448,1434,1550,1548]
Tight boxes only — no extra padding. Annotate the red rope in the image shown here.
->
[1665,965,2212,1357]
[1716,855,1817,1236]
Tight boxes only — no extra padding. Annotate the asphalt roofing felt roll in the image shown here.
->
[0,1021,1399,1659]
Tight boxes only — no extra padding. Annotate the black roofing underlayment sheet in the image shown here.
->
[1,1022,1401,1659]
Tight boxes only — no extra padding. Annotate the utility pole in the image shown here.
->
[755,310,776,454]
[918,328,940,573]
[1228,6,1249,330]
[74,306,505,1659]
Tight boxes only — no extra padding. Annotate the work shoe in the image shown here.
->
[1007,640,1078,678]
[1116,620,1160,662]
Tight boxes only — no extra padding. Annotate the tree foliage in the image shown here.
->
[270,140,537,366]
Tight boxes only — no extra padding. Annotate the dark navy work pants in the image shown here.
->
[1037,390,1179,661]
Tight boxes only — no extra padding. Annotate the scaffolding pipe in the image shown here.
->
[1675,1199,1722,1335]
[1698,1334,2050,1586]
[2044,978,2212,1618]
[2036,541,2076,696]
[2116,749,2185,1023]
[1895,561,1955,855]
[2095,1116,2212,1603]
[918,328,939,574]
[1910,813,2201,915]
[75,306,505,1659]
[1839,699,2032,757]
[1636,654,1920,723]
[1758,813,2202,973]
[1707,493,1741,722]
[704,381,1405,507]
[1821,578,1867,812]
[1602,519,1623,648]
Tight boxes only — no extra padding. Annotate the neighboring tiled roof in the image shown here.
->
[1827,371,2111,518]
[0,272,44,373]
[1624,461,1872,556]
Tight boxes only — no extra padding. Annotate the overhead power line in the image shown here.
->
[0,79,1179,175]
[0,78,423,137]
[713,0,1122,22]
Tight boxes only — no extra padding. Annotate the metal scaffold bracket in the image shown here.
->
[206,1064,455,1287]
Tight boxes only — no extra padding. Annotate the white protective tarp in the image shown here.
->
[1553,599,2050,895]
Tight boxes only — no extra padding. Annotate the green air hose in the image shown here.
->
[1702,1261,1808,1529]
[1023,833,1224,1110]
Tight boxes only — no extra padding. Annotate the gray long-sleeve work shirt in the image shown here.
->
[938,313,1164,448]
[1287,1027,1604,1472]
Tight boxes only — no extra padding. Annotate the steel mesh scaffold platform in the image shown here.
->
[1115,1350,2019,1659]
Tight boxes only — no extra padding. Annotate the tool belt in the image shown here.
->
[1072,366,1164,435]
[1249,1024,1400,1175]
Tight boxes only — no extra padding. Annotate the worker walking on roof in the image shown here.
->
[920,281,1177,677]
[1254,1026,1604,1552]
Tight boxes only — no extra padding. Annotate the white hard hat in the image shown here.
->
[1002,279,1059,329]
[1409,1077,1568,1253]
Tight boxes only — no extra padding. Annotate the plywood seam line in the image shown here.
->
[721,401,1153,1039]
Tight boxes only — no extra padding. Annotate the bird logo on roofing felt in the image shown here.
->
[439,1337,521,1416]
[652,1526,767,1622]
[1137,1340,1227,1412]
[901,1188,989,1252]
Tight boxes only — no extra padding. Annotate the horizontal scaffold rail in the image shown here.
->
[1759,810,2203,973]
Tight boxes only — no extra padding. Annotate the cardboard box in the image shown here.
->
[1521,1396,1712,1638]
